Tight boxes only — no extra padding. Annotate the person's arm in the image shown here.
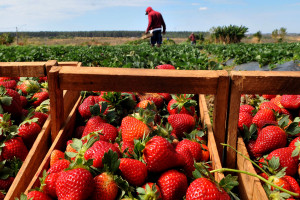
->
[146,15,152,33]
[161,15,166,34]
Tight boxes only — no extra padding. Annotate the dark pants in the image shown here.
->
[150,30,162,45]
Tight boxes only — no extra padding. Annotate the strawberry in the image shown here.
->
[137,183,162,200]
[252,109,276,126]
[271,96,283,108]
[43,172,61,198]
[31,111,48,127]
[262,94,277,100]
[82,121,118,143]
[120,116,151,143]
[27,190,52,200]
[186,177,230,200]
[31,91,49,107]
[92,172,119,200]
[266,147,298,176]
[283,176,300,196]
[18,119,41,148]
[143,136,184,172]
[167,94,197,116]
[78,96,97,119]
[155,64,176,69]
[120,141,135,157]
[246,139,262,158]
[17,80,40,95]
[168,114,195,139]
[259,101,281,114]
[238,112,253,131]
[84,140,121,168]
[136,100,154,110]
[47,159,70,174]
[20,95,27,108]
[175,139,202,162]
[175,146,195,177]
[0,80,16,89]
[137,93,164,109]
[38,76,48,83]
[200,144,210,162]
[82,116,106,137]
[50,149,65,167]
[281,108,293,120]
[158,93,172,103]
[0,87,22,119]
[253,125,287,155]
[0,176,14,191]
[1,137,28,161]
[239,104,255,114]
[119,158,148,186]
[56,168,95,200]
[281,95,300,110]
[157,169,188,200]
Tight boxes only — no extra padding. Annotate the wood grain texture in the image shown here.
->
[58,67,221,94]
[0,62,46,77]
[199,95,224,182]
[237,137,268,200]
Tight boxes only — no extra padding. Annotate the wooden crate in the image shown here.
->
[25,89,225,194]
[225,71,300,200]
[1,61,82,200]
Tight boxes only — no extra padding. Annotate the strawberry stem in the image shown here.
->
[221,143,269,176]
[209,168,299,197]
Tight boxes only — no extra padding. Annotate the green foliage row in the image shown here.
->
[202,42,300,67]
[0,44,222,70]
[210,25,248,44]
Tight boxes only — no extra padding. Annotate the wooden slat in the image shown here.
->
[213,71,229,158]
[0,63,46,77]
[58,61,79,66]
[58,67,221,94]
[199,95,224,182]
[237,137,268,200]
[25,96,82,194]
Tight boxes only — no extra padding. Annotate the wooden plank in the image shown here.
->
[225,79,241,169]
[25,96,82,194]
[237,137,268,200]
[48,66,64,141]
[58,67,221,94]
[0,63,46,77]
[213,71,229,159]
[231,71,300,94]
[58,61,79,66]
[5,117,52,200]
[199,95,224,182]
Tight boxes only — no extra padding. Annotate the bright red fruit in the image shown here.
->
[168,114,195,139]
[238,112,253,131]
[119,158,148,186]
[27,191,52,200]
[155,64,176,69]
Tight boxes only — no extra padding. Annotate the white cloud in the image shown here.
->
[199,7,208,10]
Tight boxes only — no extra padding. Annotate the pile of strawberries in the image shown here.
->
[0,76,49,199]
[239,94,300,199]
[23,65,237,200]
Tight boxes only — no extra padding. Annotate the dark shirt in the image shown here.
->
[146,9,166,33]
[189,34,196,41]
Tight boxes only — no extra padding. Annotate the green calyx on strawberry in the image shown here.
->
[137,183,161,200]
[242,123,258,143]
[278,116,300,136]
[168,94,197,115]
[35,99,50,114]
[0,86,13,113]
[0,113,18,138]
[17,79,40,95]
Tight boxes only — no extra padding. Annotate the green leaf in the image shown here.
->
[0,96,12,106]
[70,138,83,152]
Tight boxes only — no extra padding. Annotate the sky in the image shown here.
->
[0,0,299,34]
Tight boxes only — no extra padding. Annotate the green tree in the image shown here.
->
[253,31,262,43]
[271,29,279,41]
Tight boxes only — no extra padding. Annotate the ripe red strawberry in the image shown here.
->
[27,190,52,200]
[283,176,300,196]
[167,94,196,116]
[17,80,40,95]
[56,168,94,200]
[175,146,195,177]
[267,147,298,176]
[120,116,151,143]
[137,93,164,109]
[238,112,253,131]
[155,64,176,69]
[270,95,283,107]
[50,149,65,167]
[157,169,188,200]
[175,139,202,162]
[186,177,230,200]
[143,136,185,172]
[168,114,195,139]
[39,76,48,83]
[281,108,293,120]
[281,95,300,110]
[252,109,276,126]
[119,158,148,186]
[136,100,154,110]
[78,96,97,119]
[158,93,172,103]
[47,159,70,174]
[0,176,14,191]
[43,172,61,198]
[253,125,287,155]
[82,116,106,137]
[120,141,134,157]
[262,94,277,100]
[0,80,16,89]
[0,191,4,200]
[256,120,278,130]
[92,172,119,200]
[19,95,27,108]
[246,139,262,158]
[0,87,22,119]
[239,104,255,114]
[18,119,41,148]
[84,140,121,168]
[82,121,118,143]
[200,144,210,162]
[31,111,48,127]
[259,101,281,114]
[31,91,49,107]
[1,137,28,161]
